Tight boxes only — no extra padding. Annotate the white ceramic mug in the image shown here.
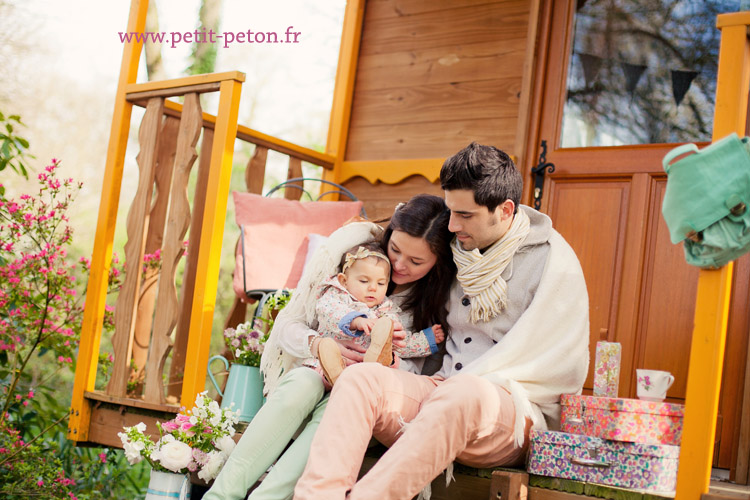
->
[636,369,675,402]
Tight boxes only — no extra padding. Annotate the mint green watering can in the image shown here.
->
[208,355,264,422]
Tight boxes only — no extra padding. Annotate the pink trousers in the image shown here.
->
[293,363,530,500]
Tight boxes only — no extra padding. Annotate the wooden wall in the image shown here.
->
[343,0,532,217]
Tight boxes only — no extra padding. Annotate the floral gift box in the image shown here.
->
[527,430,679,495]
[560,395,683,446]
[593,341,621,398]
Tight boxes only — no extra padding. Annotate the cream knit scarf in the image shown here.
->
[452,208,531,323]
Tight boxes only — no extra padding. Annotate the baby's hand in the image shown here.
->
[431,324,445,344]
[351,316,376,335]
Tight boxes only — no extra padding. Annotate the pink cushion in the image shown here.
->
[232,192,363,299]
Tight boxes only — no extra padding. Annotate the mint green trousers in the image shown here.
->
[204,367,328,500]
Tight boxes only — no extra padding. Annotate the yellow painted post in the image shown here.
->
[675,12,750,500]
[323,0,365,188]
[68,0,148,441]
[180,77,243,408]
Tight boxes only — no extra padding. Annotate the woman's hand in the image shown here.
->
[431,324,445,344]
[333,338,366,365]
[392,320,407,349]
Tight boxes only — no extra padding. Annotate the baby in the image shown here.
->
[310,241,443,384]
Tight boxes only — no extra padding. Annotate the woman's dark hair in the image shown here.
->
[381,194,456,336]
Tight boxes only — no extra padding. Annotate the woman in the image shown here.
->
[203,194,455,500]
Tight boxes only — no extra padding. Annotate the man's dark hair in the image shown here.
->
[439,142,523,213]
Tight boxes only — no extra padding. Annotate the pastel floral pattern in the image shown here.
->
[638,375,653,391]
[527,430,679,493]
[593,342,621,397]
[561,395,683,446]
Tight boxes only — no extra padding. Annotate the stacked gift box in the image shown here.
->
[526,341,684,496]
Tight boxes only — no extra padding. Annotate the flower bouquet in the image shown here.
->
[222,319,269,367]
[118,391,240,482]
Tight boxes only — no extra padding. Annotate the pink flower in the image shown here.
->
[28,390,34,399]
[99,452,107,463]
[180,422,195,436]
[37,480,44,487]
[161,421,180,432]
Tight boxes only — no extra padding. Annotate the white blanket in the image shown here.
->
[260,221,382,395]
[462,230,590,446]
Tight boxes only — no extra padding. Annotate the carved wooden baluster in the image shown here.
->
[145,93,202,404]
[107,97,164,397]
[285,156,304,200]
[168,127,214,399]
[246,145,268,194]
[223,145,269,330]
[130,115,180,392]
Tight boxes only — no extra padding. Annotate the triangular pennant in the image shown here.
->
[578,53,603,88]
[671,70,699,107]
[621,62,647,94]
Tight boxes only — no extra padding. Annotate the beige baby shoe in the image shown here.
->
[318,337,347,385]
[364,317,393,366]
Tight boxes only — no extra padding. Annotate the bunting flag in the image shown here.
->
[671,70,699,107]
[578,53,603,88]
[621,62,648,95]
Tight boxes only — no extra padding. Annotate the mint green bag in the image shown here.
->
[662,132,750,269]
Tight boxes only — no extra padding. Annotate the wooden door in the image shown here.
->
[524,0,750,471]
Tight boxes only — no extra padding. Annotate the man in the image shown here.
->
[294,143,589,500]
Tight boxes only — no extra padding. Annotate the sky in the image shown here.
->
[3,0,345,245]
[20,0,345,139]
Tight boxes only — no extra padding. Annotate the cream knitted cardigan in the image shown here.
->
[260,221,383,396]
[461,230,590,446]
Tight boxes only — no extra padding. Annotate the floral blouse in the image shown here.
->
[314,275,438,358]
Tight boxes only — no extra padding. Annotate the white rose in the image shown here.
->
[215,435,236,457]
[122,439,145,465]
[152,440,193,472]
[197,451,226,482]
[135,422,147,433]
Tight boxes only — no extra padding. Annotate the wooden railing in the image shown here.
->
[68,71,245,445]
[68,69,337,446]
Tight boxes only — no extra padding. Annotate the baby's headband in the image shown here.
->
[342,246,390,273]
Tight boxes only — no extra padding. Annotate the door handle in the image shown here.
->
[531,140,556,210]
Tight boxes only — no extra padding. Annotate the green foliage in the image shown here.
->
[187,44,217,75]
[55,432,150,499]
[0,420,75,498]
[0,111,33,180]
[0,161,145,498]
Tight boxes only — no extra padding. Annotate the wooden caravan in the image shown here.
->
[69,1,750,499]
